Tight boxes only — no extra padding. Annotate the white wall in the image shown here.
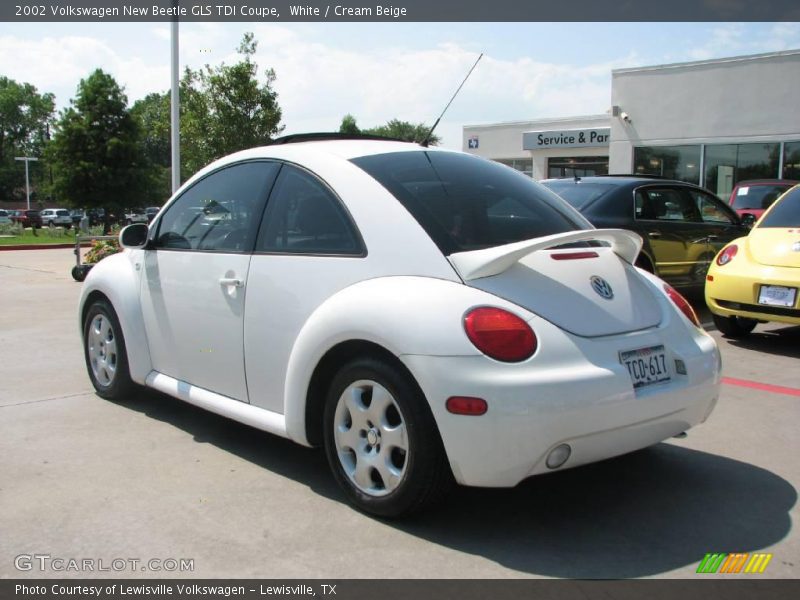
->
[610,50,800,173]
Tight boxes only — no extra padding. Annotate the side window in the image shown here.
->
[256,165,362,255]
[155,161,278,252]
[637,188,701,223]
[689,190,736,224]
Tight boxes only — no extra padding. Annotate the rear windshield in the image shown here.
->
[352,151,584,254]
[733,184,792,210]
[541,181,617,210]
[757,187,800,228]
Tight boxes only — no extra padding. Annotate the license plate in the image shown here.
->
[758,285,797,307]
[619,345,671,389]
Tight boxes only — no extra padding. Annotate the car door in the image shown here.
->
[634,186,709,287]
[243,163,367,414]
[140,161,279,402]
[686,187,747,265]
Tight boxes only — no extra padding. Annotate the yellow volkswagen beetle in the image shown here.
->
[706,184,800,337]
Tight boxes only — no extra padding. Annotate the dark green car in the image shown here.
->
[542,176,747,290]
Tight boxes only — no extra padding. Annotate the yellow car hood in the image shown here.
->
[748,229,800,268]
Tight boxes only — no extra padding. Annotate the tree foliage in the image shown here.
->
[46,69,149,212]
[179,32,284,178]
[338,115,441,145]
[130,92,172,202]
[0,77,54,201]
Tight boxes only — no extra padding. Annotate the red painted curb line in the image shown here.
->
[722,376,800,397]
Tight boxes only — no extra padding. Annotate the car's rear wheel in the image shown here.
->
[323,357,452,518]
[712,314,757,338]
[83,300,134,399]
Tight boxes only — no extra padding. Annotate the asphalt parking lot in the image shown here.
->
[1,248,798,579]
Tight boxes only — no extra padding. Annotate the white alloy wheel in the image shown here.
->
[323,357,452,517]
[87,313,118,387]
[332,379,408,496]
[83,300,134,400]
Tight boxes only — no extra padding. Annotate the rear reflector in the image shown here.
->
[551,251,599,260]
[446,396,488,416]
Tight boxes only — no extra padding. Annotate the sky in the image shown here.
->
[1,21,799,149]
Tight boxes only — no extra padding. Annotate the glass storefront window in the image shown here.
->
[633,145,701,184]
[783,141,800,181]
[547,156,608,179]
[704,143,780,200]
[494,158,533,178]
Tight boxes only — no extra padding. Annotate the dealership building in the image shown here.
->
[463,49,800,199]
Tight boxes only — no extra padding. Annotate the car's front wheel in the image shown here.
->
[83,300,135,399]
[712,314,758,338]
[323,357,452,518]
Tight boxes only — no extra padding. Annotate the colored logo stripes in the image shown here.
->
[697,552,772,574]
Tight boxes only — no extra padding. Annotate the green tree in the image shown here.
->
[180,32,284,178]
[0,77,55,202]
[130,91,172,203]
[47,69,149,219]
[338,115,440,145]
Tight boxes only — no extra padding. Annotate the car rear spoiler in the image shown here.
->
[448,228,643,281]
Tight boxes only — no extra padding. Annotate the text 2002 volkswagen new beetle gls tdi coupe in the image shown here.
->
[79,135,721,517]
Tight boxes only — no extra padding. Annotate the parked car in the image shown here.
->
[86,208,105,227]
[123,208,148,225]
[727,179,798,224]
[145,206,161,222]
[10,209,42,228]
[79,136,720,517]
[41,208,73,228]
[0,209,11,226]
[70,209,86,227]
[706,184,800,337]
[541,176,747,290]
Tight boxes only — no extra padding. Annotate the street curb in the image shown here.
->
[0,243,92,251]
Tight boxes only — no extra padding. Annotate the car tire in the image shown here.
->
[712,314,757,338]
[83,300,135,400]
[323,357,453,518]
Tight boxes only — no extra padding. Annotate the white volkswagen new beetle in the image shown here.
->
[79,136,721,517]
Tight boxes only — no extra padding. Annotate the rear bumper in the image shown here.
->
[402,313,720,488]
[706,263,800,325]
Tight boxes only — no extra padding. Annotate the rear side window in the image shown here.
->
[732,184,791,210]
[758,187,800,228]
[352,151,583,254]
[256,164,362,255]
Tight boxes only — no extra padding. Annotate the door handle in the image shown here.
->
[706,234,719,241]
[647,231,662,238]
[219,277,244,288]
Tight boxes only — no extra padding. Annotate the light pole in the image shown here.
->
[15,156,39,210]
[170,2,180,193]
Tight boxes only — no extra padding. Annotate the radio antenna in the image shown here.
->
[420,52,483,147]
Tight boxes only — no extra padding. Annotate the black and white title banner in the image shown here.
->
[4,0,800,22]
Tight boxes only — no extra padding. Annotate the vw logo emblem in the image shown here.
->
[590,276,614,300]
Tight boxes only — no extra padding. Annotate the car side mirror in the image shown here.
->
[119,223,150,249]
[741,213,756,228]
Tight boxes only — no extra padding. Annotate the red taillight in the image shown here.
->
[446,396,488,416]
[664,284,701,327]
[463,307,537,362]
[716,245,738,266]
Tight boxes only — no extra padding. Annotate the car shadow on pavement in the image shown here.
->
[118,388,795,579]
[724,325,800,359]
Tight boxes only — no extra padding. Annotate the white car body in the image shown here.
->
[79,139,721,515]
